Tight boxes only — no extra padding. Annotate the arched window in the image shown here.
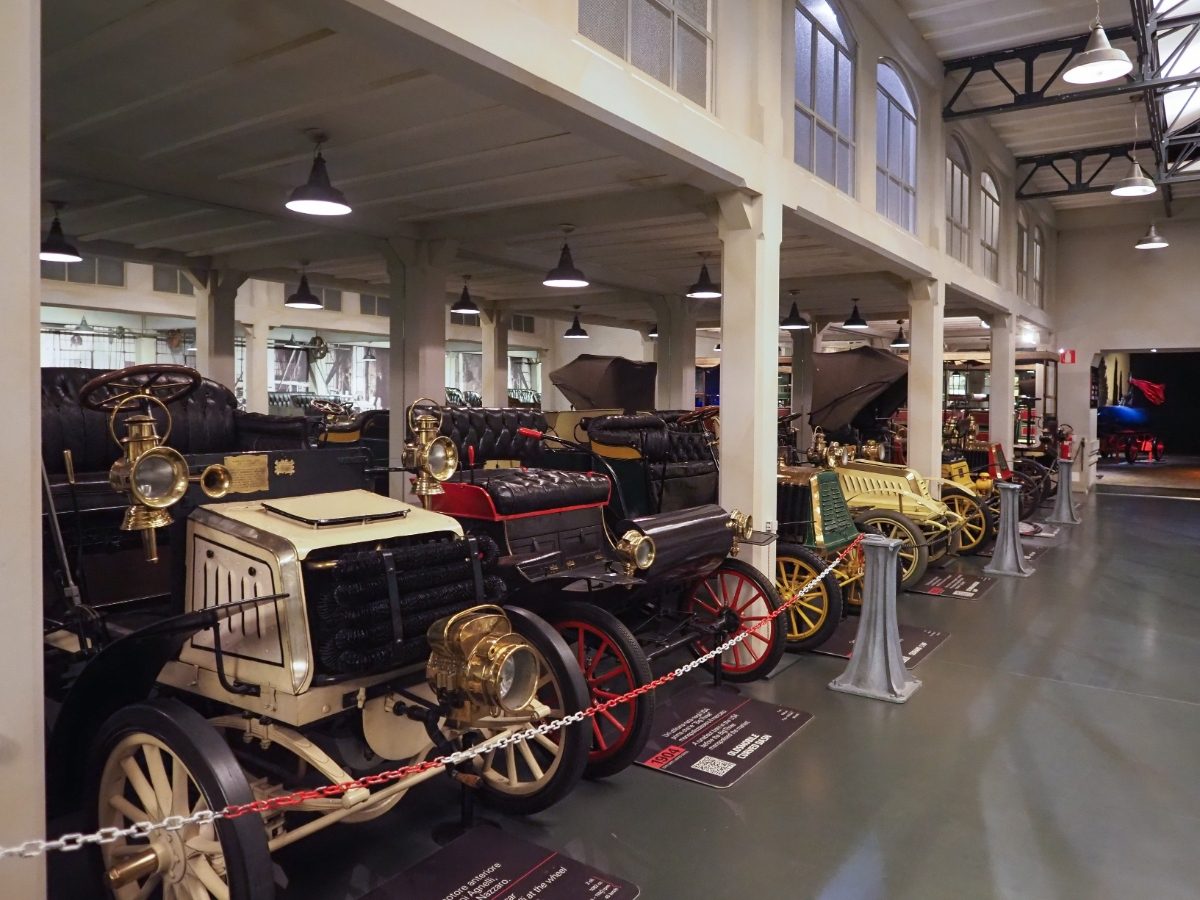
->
[1031,226,1045,307]
[1016,208,1029,298]
[945,136,970,263]
[876,60,917,232]
[980,171,1000,281]
[794,0,855,193]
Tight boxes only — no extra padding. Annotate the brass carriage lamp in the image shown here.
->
[106,396,231,562]
[615,529,657,576]
[426,606,540,725]
[403,399,459,502]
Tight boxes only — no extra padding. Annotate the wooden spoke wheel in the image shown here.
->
[547,602,654,779]
[89,700,274,900]
[470,608,589,815]
[852,510,928,590]
[941,487,993,555]
[774,543,843,650]
[685,558,786,682]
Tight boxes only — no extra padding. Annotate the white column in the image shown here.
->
[0,0,44,893]
[789,325,815,450]
[386,241,454,497]
[718,189,782,568]
[242,322,269,414]
[481,305,509,407]
[906,278,945,478]
[135,334,157,364]
[652,296,696,410]
[988,313,1016,460]
[195,270,244,389]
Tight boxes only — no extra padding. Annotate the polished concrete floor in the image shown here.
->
[1097,454,1200,497]
[49,493,1200,899]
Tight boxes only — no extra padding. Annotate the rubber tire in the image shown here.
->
[87,699,275,900]
[686,558,787,682]
[1125,440,1139,465]
[941,486,994,555]
[1015,458,1052,501]
[853,509,928,590]
[1153,441,1165,462]
[775,543,843,650]
[1010,470,1042,519]
[476,606,589,815]
[545,602,654,780]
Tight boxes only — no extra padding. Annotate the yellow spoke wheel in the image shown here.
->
[942,488,992,555]
[774,543,843,650]
[852,510,928,590]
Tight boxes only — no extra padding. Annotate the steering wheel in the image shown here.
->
[79,364,202,413]
[310,398,349,418]
[677,405,720,426]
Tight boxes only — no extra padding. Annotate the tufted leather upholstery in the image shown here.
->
[587,412,717,513]
[437,407,550,467]
[481,469,610,515]
[41,367,319,477]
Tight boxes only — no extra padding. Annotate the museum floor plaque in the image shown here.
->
[809,618,948,667]
[367,827,639,899]
[635,683,811,788]
[906,570,997,600]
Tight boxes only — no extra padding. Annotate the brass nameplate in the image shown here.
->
[222,454,270,494]
[274,458,296,476]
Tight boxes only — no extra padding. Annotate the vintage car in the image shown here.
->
[423,405,784,778]
[41,365,590,899]
[775,463,868,649]
[804,430,965,589]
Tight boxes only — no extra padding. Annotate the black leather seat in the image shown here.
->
[438,407,550,467]
[587,413,718,513]
[41,367,320,480]
[479,469,610,515]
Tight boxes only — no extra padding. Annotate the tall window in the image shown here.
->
[1016,209,1029,299]
[945,137,970,263]
[979,172,1001,281]
[876,60,917,232]
[1031,226,1045,307]
[794,0,855,193]
[153,265,195,296]
[41,254,125,287]
[578,0,713,108]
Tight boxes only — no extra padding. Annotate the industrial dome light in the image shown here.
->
[842,300,869,330]
[1111,160,1157,197]
[40,202,83,263]
[685,253,722,299]
[286,135,352,216]
[1062,19,1133,85]
[1134,223,1169,249]
[544,225,589,288]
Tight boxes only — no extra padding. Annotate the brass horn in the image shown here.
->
[192,463,232,499]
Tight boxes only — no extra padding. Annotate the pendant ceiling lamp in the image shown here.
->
[563,306,589,339]
[780,301,810,330]
[363,346,377,361]
[544,225,589,288]
[286,134,352,217]
[890,321,910,350]
[40,202,83,263]
[685,252,722,299]
[1113,107,1157,197]
[842,300,869,330]
[285,264,323,309]
[1062,4,1132,85]
[452,275,480,315]
[714,342,721,352]
[1134,223,1169,249]
[648,322,659,339]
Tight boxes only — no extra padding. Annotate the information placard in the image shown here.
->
[810,619,948,666]
[906,570,996,600]
[366,827,639,900]
[635,684,810,788]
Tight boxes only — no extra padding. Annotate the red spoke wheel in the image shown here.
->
[547,602,654,779]
[685,558,787,682]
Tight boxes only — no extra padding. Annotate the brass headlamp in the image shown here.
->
[806,427,829,466]
[403,398,459,503]
[426,605,540,725]
[105,394,230,562]
[615,529,657,576]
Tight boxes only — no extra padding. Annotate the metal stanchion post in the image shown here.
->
[983,481,1034,577]
[829,533,921,703]
[1047,458,1082,525]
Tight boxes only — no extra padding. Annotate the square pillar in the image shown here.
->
[652,296,696,410]
[242,322,269,414]
[0,0,45,892]
[196,270,244,389]
[988,313,1016,459]
[481,305,509,407]
[717,190,782,569]
[386,240,454,498]
[906,278,945,478]
[789,325,815,450]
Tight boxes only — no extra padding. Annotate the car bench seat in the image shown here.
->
[431,406,609,519]
[586,413,718,514]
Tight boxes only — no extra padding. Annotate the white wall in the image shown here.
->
[1054,208,1200,489]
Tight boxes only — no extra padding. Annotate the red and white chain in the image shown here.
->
[0,535,861,860]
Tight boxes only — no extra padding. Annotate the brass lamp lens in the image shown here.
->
[425,436,459,481]
[496,646,539,712]
[130,447,189,508]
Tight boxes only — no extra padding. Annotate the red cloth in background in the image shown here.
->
[1129,378,1166,406]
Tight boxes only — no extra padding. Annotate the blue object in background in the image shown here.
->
[1098,404,1150,431]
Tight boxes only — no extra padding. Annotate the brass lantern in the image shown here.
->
[403,398,459,504]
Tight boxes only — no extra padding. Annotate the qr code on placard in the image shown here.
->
[691,755,735,777]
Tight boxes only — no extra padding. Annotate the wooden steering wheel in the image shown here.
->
[676,405,720,427]
[79,364,202,413]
